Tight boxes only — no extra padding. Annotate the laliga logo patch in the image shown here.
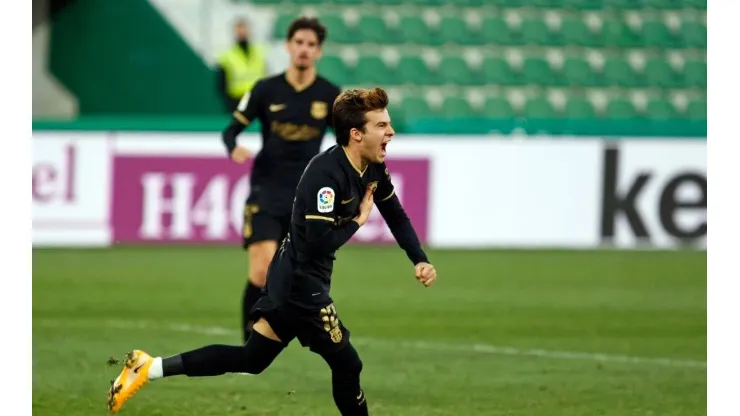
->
[317,187,335,213]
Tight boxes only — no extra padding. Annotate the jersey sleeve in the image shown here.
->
[232,79,266,126]
[374,164,396,202]
[221,80,266,154]
[301,168,360,255]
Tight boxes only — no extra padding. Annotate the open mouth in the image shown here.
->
[380,141,389,156]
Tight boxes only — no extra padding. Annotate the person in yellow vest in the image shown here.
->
[217,19,267,112]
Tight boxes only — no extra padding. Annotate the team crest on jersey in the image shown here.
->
[317,187,335,213]
[311,101,328,119]
[330,326,343,343]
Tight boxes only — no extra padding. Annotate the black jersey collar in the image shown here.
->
[339,145,367,177]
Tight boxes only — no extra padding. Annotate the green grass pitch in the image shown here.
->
[32,246,706,415]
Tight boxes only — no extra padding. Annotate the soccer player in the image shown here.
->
[106,87,437,415]
[222,16,341,343]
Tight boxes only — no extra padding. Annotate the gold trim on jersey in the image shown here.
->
[305,215,335,222]
[379,190,395,201]
[233,111,249,125]
[341,146,367,177]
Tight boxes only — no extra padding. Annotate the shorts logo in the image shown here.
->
[317,187,335,213]
[311,101,328,119]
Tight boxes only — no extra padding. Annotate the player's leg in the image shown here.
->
[241,208,282,342]
[107,318,288,413]
[320,343,368,416]
[301,304,368,415]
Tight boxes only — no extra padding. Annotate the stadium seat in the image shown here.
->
[358,15,401,44]
[644,0,685,9]
[250,0,281,4]
[522,57,556,86]
[410,0,447,5]
[481,17,516,45]
[562,57,599,87]
[317,56,353,86]
[440,16,481,45]
[483,97,515,118]
[684,0,707,9]
[602,18,642,47]
[686,98,707,119]
[564,97,596,118]
[605,98,638,119]
[681,21,707,48]
[399,96,434,120]
[642,19,677,48]
[644,58,679,88]
[397,56,434,85]
[272,14,294,39]
[321,14,360,44]
[355,55,394,85]
[604,0,645,8]
[452,0,485,6]
[521,18,556,46]
[441,97,476,118]
[562,0,604,9]
[683,60,707,88]
[481,57,518,85]
[399,16,441,45]
[523,97,557,118]
[437,56,480,86]
[372,0,404,5]
[644,98,678,119]
[603,57,639,87]
[561,16,602,47]
[292,0,325,4]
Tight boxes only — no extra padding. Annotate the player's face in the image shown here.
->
[360,109,394,164]
[286,29,322,71]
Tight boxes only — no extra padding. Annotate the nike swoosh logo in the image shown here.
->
[133,364,146,374]
[341,197,355,204]
[269,104,286,112]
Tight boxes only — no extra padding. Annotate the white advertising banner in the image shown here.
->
[30,132,706,250]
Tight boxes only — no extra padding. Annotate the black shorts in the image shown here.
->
[242,204,291,249]
[249,296,351,355]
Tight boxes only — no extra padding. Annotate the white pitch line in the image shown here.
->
[34,318,706,369]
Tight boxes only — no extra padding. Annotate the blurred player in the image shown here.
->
[106,87,437,415]
[221,16,341,343]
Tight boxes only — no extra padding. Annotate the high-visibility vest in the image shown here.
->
[219,44,266,99]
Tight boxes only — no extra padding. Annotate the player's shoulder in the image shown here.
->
[314,75,342,96]
[253,73,284,90]
[301,145,344,182]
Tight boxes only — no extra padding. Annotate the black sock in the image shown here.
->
[163,331,284,378]
[322,344,368,416]
[242,282,263,342]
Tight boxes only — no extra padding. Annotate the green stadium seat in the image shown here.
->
[292,0,325,4]
[441,97,476,118]
[684,0,707,9]
[437,56,480,86]
[605,98,638,119]
[489,0,526,6]
[452,0,485,6]
[562,0,604,9]
[642,19,677,48]
[521,18,556,46]
[317,56,354,86]
[371,0,404,5]
[439,16,481,45]
[522,57,555,86]
[681,21,707,48]
[604,0,645,8]
[398,56,434,85]
[563,57,599,87]
[529,0,558,8]
[524,97,557,118]
[358,15,401,44]
[272,14,294,39]
[602,18,642,47]
[333,0,364,4]
[321,14,360,44]
[483,97,515,118]
[561,16,602,47]
[564,97,596,118]
[481,57,518,85]
[644,59,679,88]
[399,96,434,120]
[603,58,639,87]
[250,0,282,4]
[481,17,516,46]
[683,60,707,88]
[355,56,394,85]
[644,0,685,9]
[410,0,446,5]
[645,98,678,119]
[399,16,440,45]
[686,98,707,119]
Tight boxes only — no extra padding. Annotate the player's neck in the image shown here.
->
[342,145,369,174]
[285,66,316,92]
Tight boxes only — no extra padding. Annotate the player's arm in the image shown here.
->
[373,167,429,266]
[221,80,265,162]
[303,172,371,256]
